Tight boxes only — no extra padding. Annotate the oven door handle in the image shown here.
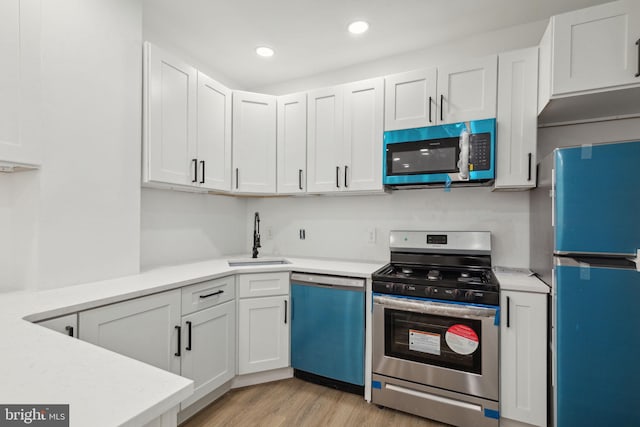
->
[373,295,497,320]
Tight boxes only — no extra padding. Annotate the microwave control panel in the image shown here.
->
[469,133,491,171]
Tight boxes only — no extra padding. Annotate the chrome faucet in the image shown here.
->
[252,212,261,258]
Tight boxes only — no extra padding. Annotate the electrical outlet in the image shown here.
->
[266,226,273,240]
[367,227,377,244]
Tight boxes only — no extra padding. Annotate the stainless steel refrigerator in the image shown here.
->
[530,140,640,426]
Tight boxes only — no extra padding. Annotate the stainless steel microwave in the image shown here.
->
[383,119,495,187]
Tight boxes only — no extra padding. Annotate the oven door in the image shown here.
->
[373,294,499,400]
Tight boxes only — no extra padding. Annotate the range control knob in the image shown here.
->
[443,288,459,299]
[465,290,476,301]
[424,286,433,297]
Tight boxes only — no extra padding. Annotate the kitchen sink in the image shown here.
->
[227,257,291,267]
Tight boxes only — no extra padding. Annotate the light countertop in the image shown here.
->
[493,266,550,294]
[0,256,386,427]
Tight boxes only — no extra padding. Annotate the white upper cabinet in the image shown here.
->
[144,42,198,187]
[197,72,232,192]
[343,78,384,192]
[538,0,640,122]
[384,69,437,131]
[438,55,498,124]
[307,79,384,193]
[495,47,539,190]
[384,56,497,131]
[0,0,41,169]
[277,93,307,194]
[551,0,640,95]
[232,91,277,194]
[307,86,344,193]
[144,42,232,192]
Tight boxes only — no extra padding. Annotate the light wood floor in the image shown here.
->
[181,378,450,427]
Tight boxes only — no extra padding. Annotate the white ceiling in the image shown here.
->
[142,0,609,90]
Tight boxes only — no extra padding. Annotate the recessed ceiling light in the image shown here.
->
[348,21,369,35]
[256,46,275,57]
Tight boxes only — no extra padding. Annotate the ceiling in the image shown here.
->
[142,0,609,90]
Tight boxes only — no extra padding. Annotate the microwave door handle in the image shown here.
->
[457,130,470,180]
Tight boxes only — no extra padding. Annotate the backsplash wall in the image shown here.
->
[246,187,529,267]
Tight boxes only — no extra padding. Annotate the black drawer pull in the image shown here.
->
[336,166,340,188]
[299,169,303,190]
[506,296,511,328]
[527,153,532,181]
[199,289,224,299]
[284,300,288,324]
[186,321,192,351]
[344,165,348,188]
[200,160,205,184]
[65,326,74,337]
[440,94,444,122]
[428,96,433,123]
[235,168,239,189]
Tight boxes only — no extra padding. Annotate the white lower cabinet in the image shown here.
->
[180,300,235,409]
[237,272,290,375]
[500,290,548,427]
[80,290,182,375]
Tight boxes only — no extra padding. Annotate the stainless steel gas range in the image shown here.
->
[371,231,500,427]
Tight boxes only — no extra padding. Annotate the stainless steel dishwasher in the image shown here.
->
[290,272,365,395]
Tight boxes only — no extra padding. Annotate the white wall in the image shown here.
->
[0,0,144,292]
[247,188,530,267]
[537,117,640,159]
[140,189,247,270]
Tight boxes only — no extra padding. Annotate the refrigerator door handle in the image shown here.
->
[630,249,640,272]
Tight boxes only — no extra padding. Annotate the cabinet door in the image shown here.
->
[384,68,437,131]
[552,0,640,95]
[277,93,307,194]
[79,290,182,375]
[180,301,235,409]
[500,291,547,426]
[437,55,497,124]
[307,86,344,193]
[238,296,289,374]
[495,48,538,190]
[0,0,41,167]
[232,91,276,193]
[197,72,231,192]
[343,78,384,192]
[144,42,197,187]
[37,313,78,338]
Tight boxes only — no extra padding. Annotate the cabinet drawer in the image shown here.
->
[238,272,289,298]
[182,276,235,315]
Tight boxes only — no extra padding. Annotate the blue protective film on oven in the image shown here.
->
[373,293,500,310]
[484,409,500,419]
[444,175,452,192]
[494,306,500,326]
[372,381,382,389]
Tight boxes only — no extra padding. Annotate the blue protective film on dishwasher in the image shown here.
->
[484,409,500,419]
[372,381,381,389]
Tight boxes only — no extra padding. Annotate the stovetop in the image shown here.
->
[372,263,499,306]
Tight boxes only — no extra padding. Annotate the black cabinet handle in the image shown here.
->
[186,321,192,351]
[527,153,532,181]
[299,169,303,190]
[199,289,224,299]
[635,39,640,78]
[428,96,433,123]
[344,165,348,188]
[200,161,205,184]
[336,166,340,188]
[440,94,444,122]
[174,325,181,356]
[284,300,288,324]
[192,159,198,183]
[506,296,511,328]
[235,168,239,189]
[65,326,74,337]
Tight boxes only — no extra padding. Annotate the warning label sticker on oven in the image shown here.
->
[409,329,441,355]
[445,324,479,355]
